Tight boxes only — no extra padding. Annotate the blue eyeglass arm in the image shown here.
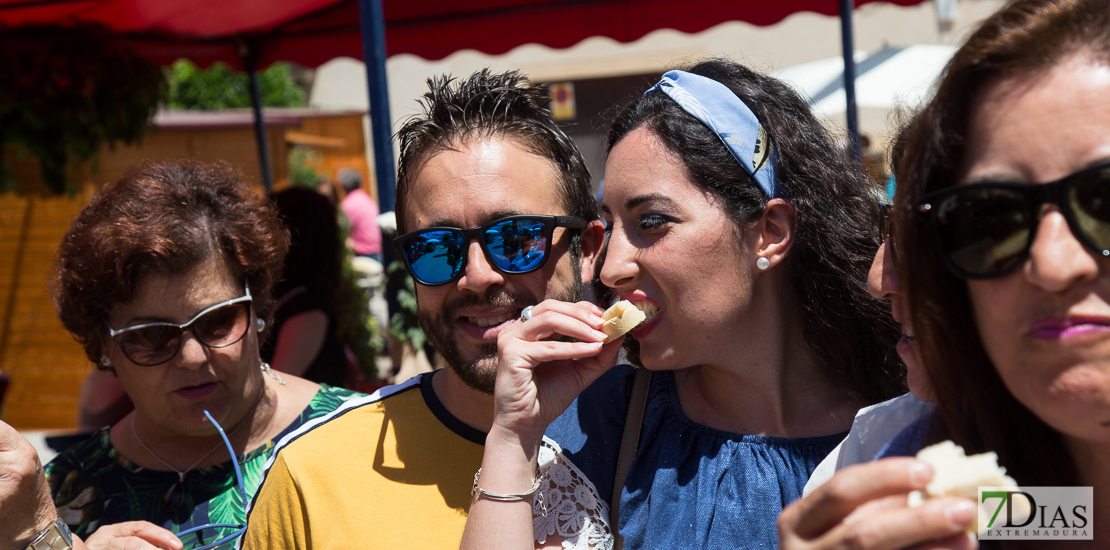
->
[171,410,249,548]
[105,286,253,337]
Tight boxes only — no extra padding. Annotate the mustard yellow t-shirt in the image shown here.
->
[239,373,486,549]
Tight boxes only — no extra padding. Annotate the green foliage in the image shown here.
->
[0,24,166,194]
[336,217,385,379]
[337,259,385,379]
[288,147,325,188]
[167,60,307,110]
[386,260,426,350]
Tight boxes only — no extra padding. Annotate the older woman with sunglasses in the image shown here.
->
[779,1,1110,548]
[23,161,361,550]
[460,59,904,549]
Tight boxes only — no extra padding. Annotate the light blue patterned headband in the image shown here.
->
[645,70,781,198]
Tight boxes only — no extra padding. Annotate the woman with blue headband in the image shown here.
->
[460,59,903,549]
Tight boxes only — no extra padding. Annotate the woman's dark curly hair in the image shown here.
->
[894,0,1110,493]
[609,58,904,404]
[52,160,289,369]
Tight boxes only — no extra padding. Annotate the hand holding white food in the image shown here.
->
[464,299,623,550]
[904,441,1025,535]
[493,299,624,444]
[778,458,978,550]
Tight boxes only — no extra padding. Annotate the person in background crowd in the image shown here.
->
[261,187,350,387]
[802,120,935,496]
[7,160,362,550]
[779,1,1110,547]
[338,168,383,262]
[316,178,339,206]
[461,58,903,549]
[76,369,133,433]
[238,69,605,549]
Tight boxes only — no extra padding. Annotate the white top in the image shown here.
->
[803,393,935,496]
[535,436,614,550]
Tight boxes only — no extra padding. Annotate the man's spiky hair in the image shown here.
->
[394,69,597,234]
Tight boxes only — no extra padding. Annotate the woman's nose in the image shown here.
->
[600,224,638,290]
[1024,208,1100,293]
[175,333,208,369]
[868,239,902,300]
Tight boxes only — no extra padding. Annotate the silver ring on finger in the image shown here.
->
[520,305,534,322]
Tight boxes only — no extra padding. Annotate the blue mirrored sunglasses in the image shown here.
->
[393,215,587,286]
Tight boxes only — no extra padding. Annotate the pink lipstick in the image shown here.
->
[1028,317,1110,339]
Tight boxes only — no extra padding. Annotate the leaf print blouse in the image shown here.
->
[44,385,362,549]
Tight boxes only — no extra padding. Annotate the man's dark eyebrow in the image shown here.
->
[426,209,526,229]
[626,193,676,210]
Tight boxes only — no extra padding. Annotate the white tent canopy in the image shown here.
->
[776,44,957,118]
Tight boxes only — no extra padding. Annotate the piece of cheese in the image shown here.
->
[907,440,1028,535]
[601,300,646,343]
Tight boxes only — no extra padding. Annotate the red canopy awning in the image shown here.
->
[1,0,928,199]
[0,0,927,68]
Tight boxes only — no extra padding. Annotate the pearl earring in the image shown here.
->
[256,318,266,332]
[756,257,770,271]
[100,355,112,367]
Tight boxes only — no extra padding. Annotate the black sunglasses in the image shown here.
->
[879,202,893,242]
[106,287,253,366]
[878,202,898,261]
[393,215,587,286]
[918,161,1110,279]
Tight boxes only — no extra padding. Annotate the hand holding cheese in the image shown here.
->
[601,300,646,343]
[491,299,622,441]
[779,457,979,550]
[907,440,1028,535]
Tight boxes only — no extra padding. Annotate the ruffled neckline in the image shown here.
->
[650,369,850,446]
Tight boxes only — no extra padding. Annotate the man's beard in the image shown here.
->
[418,272,584,394]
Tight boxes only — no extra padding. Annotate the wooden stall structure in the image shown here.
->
[0,108,369,429]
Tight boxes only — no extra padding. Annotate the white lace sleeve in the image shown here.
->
[533,436,614,550]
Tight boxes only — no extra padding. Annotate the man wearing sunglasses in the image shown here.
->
[240,69,604,549]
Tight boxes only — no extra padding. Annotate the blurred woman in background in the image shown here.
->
[263,187,349,387]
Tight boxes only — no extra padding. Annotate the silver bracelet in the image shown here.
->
[471,466,541,501]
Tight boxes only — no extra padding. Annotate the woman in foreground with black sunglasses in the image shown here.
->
[779,0,1110,547]
[461,59,904,549]
[16,161,360,550]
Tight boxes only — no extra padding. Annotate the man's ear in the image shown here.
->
[754,199,796,270]
[578,219,606,285]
